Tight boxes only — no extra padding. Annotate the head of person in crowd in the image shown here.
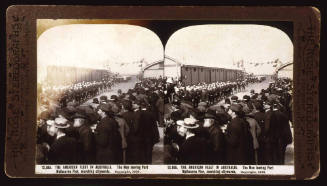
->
[97,103,113,118]
[250,89,255,96]
[46,117,70,137]
[100,95,108,104]
[110,95,118,102]
[251,93,259,100]
[46,119,56,136]
[139,99,148,109]
[71,110,89,128]
[231,95,238,104]
[38,110,51,127]
[107,101,120,115]
[203,109,216,128]
[243,95,251,103]
[242,105,252,116]
[56,107,73,121]
[92,98,99,104]
[229,104,245,119]
[176,117,199,137]
[117,89,122,95]
[253,100,264,113]
[121,99,133,112]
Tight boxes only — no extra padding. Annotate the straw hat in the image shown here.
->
[176,118,199,129]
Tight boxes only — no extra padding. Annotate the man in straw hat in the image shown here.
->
[175,117,209,164]
[47,117,78,164]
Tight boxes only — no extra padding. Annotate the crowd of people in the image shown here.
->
[36,77,167,164]
[38,79,115,109]
[164,77,293,165]
[36,73,293,166]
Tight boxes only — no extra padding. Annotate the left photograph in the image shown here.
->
[36,20,165,165]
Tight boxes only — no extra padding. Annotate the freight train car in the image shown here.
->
[46,65,111,85]
[142,57,243,85]
[179,65,241,85]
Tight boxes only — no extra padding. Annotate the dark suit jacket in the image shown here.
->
[48,135,78,164]
[225,117,254,164]
[138,109,160,145]
[94,116,122,164]
[178,135,208,164]
[76,125,95,164]
[207,125,225,164]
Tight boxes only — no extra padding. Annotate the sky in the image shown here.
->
[165,24,293,75]
[38,24,293,83]
[37,24,164,82]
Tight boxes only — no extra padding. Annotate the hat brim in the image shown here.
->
[54,123,70,128]
[72,114,88,120]
[183,124,199,129]
[204,116,216,120]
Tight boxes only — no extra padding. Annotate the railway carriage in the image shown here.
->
[46,65,111,85]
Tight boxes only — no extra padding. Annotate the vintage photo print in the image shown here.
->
[6,6,320,179]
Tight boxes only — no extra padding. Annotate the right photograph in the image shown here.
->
[157,24,294,165]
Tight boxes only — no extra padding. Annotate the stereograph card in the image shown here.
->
[5,6,320,179]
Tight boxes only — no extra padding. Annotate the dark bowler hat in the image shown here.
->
[110,95,118,100]
[230,104,242,112]
[71,111,88,120]
[231,95,238,101]
[97,103,112,113]
[92,98,99,104]
[56,108,72,120]
[204,110,216,120]
[243,95,251,101]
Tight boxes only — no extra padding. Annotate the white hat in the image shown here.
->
[182,118,199,129]
[46,120,55,126]
[54,117,70,128]
[176,120,185,126]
